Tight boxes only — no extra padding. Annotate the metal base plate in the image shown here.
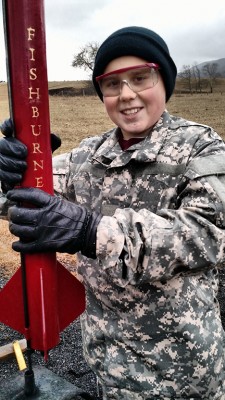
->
[0,365,86,399]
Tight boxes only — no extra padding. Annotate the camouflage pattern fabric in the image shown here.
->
[1,110,225,399]
[52,111,225,399]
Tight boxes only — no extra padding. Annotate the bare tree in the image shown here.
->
[178,65,193,92]
[71,42,99,75]
[202,62,219,93]
[192,62,202,93]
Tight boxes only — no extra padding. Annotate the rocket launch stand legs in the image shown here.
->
[0,365,92,400]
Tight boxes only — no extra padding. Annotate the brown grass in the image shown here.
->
[1,82,225,276]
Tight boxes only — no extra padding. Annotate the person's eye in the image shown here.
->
[103,78,120,89]
[132,73,148,84]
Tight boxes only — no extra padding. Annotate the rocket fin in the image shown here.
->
[0,261,85,351]
[0,267,25,335]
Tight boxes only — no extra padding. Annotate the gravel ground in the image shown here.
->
[1,268,225,400]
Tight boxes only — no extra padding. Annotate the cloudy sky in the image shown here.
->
[0,0,224,81]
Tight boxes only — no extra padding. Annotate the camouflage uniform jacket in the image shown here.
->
[2,110,225,399]
[52,110,225,399]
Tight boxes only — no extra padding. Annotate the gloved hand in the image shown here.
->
[7,187,102,258]
[0,120,27,190]
[0,118,15,137]
[0,118,61,191]
[0,118,62,151]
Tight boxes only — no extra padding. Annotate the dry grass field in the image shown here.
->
[0,82,225,277]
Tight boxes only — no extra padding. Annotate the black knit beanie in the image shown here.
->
[92,26,177,102]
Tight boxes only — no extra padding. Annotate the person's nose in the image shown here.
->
[119,80,137,100]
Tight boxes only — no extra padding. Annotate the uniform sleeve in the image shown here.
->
[53,152,71,198]
[96,151,225,287]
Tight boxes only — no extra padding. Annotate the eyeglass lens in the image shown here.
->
[98,67,159,97]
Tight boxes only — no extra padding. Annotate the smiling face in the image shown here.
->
[101,56,166,139]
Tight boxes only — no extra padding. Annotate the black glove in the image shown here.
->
[7,187,102,258]
[0,118,15,137]
[0,133,27,190]
[0,118,61,191]
[0,118,61,152]
[50,132,62,153]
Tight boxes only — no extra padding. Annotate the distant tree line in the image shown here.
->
[178,62,221,93]
[71,43,222,94]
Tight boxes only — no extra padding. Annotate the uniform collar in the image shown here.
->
[92,110,172,167]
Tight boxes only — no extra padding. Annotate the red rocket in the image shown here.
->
[0,0,85,358]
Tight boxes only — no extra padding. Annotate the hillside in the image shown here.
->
[192,58,225,78]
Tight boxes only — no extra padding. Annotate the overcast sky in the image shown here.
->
[0,0,224,81]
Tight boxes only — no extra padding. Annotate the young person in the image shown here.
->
[1,26,225,399]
